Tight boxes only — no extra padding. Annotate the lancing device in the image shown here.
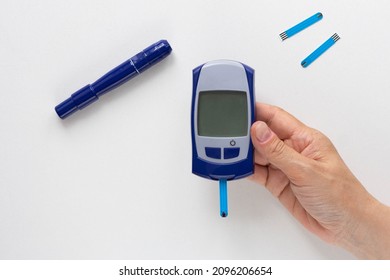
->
[55,39,172,119]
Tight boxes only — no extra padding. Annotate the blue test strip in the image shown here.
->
[280,12,323,41]
[219,179,228,218]
[301,33,340,68]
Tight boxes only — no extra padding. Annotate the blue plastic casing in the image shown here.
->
[55,39,172,119]
[191,60,255,181]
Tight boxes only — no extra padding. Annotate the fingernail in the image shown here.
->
[255,122,272,143]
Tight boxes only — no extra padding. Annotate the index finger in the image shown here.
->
[256,103,307,139]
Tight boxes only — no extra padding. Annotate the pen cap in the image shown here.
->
[131,39,172,73]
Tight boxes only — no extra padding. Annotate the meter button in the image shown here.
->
[224,148,240,159]
[205,147,222,159]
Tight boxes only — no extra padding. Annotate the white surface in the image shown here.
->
[1,0,390,259]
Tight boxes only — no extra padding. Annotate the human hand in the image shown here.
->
[250,103,390,259]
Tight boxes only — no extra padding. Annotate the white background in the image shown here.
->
[1,0,390,259]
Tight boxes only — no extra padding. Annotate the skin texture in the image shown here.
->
[250,103,390,259]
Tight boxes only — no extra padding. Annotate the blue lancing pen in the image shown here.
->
[301,33,340,68]
[280,12,323,41]
[55,39,172,119]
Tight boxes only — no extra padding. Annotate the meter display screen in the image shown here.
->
[197,90,248,137]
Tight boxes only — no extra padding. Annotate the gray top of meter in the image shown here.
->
[194,60,252,164]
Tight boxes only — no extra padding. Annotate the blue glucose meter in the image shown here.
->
[191,60,255,217]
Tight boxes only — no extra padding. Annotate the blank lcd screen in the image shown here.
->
[198,90,248,137]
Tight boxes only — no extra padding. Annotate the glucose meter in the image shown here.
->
[191,60,255,217]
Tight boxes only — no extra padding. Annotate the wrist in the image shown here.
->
[339,193,390,259]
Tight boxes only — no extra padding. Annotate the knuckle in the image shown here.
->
[312,128,327,141]
[271,106,284,121]
[273,105,285,114]
[270,138,286,158]
[311,129,337,152]
[266,106,285,127]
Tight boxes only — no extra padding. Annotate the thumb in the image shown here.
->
[251,121,309,182]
